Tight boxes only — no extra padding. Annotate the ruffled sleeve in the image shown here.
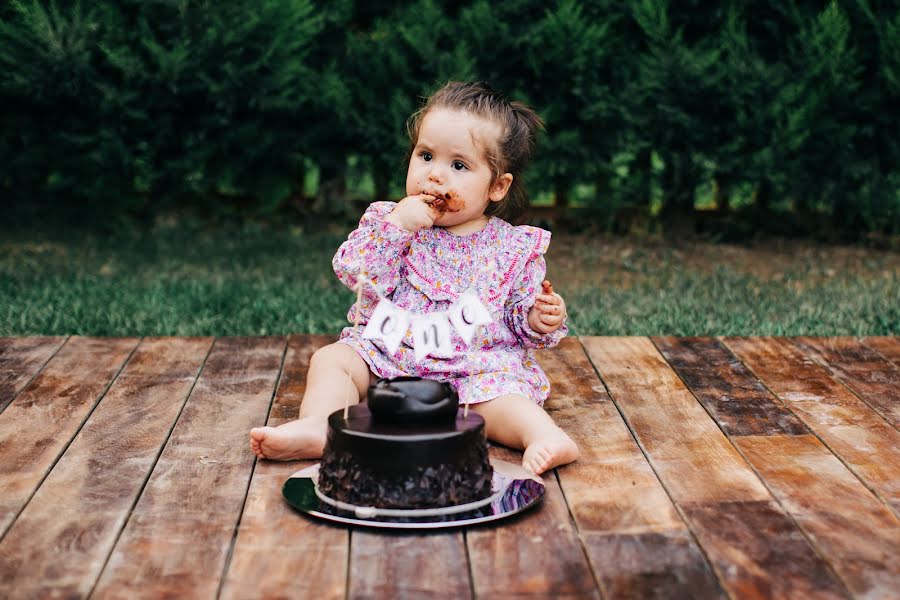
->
[332,202,415,300]
[502,226,568,349]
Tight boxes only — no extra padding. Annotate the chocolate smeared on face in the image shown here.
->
[424,190,463,215]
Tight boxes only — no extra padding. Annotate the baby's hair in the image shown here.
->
[406,81,544,223]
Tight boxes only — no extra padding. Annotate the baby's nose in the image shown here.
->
[427,166,445,184]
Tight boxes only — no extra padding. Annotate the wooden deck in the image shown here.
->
[0,335,898,599]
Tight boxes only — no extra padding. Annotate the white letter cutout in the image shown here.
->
[448,292,492,346]
[362,299,409,355]
[411,312,454,363]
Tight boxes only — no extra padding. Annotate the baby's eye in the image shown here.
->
[419,151,433,162]
[452,160,468,171]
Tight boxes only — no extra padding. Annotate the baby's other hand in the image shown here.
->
[528,288,567,334]
[383,194,438,232]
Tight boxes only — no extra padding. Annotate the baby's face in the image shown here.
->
[406,108,507,234]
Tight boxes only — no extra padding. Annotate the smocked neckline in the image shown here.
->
[433,217,497,243]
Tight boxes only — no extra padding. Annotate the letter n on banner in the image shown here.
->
[411,313,454,363]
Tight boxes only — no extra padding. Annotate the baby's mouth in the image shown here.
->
[422,190,462,214]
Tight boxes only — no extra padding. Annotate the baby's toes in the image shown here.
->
[535,449,552,473]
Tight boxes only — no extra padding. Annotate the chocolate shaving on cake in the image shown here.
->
[318,442,492,509]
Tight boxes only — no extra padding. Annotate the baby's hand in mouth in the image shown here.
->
[422,190,462,214]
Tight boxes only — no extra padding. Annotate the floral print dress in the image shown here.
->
[334,202,567,406]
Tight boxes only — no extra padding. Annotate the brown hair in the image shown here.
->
[405,81,544,223]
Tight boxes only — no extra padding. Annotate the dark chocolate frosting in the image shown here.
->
[325,403,485,472]
[319,403,493,508]
[367,377,458,423]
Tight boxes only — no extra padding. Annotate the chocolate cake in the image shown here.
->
[317,377,493,509]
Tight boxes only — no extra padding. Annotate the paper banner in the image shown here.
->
[362,298,409,355]
[411,312,455,363]
[447,291,493,345]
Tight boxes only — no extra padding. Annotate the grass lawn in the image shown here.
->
[2,221,897,336]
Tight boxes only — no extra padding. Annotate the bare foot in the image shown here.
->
[249,416,328,461]
[522,431,579,475]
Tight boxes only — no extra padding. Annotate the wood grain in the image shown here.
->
[0,337,212,599]
[0,336,66,413]
[92,337,286,599]
[458,340,601,600]
[351,388,474,595]
[792,336,900,428]
[653,337,808,436]
[220,334,349,600]
[737,434,900,598]
[350,531,472,599]
[863,336,900,366]
[724,336,900,514]
[581,337,769,504]
[583,336,849,600]
[466,452,599,599]
[680,499,848,599]
[657,336,899,597]
[0,337,138,537]
[545,338,723,599]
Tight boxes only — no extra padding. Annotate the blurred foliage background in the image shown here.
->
[1,0,898,241]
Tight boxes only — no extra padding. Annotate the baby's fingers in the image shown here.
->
[538,313,562,326]
[536,301,564,316]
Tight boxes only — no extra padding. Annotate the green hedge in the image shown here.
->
[1,0,898,237]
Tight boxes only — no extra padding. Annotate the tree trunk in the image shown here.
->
[661,153,695,235]
[752,178,773,231]
[315,159,349,219]
[595,164,613,206]
[712,174,730,214]
[295,160,307,201]
[553,176,570,208]
[634,147,652,207]
[373,158,391,202]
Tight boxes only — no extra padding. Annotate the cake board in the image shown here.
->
[282,458,545,529]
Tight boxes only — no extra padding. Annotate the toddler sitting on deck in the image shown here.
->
[250,81,578,474]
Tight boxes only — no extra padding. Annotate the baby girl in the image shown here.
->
[250,81,578,474]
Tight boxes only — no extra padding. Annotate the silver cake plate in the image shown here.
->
[282,458,545,530]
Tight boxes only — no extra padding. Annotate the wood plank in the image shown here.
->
[736,435,900,599]
[546,338,724,599]
[344,340,597,599]
[220,335,348,600]
[466,444,599,600]
[0,336,138,537]
[92,336,286,599]
[0,336,67,413]
[863,336,900,366]
[653,337,808,436]
[724,336,900,515]
[350,531,472,599]
[792,337,900,428]
[582,337,770,504]
[0,337,212,599]
[349,402,476,596]
[583,336,849,600]
[453,339,602,599]
[656,336,900,598]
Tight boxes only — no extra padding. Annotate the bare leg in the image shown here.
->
[249,342,372,460]
[471,394,579,475]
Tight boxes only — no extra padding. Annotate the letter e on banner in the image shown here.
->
[362,299,409,355]
[411,313,454,363]
[448,292,492,345]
